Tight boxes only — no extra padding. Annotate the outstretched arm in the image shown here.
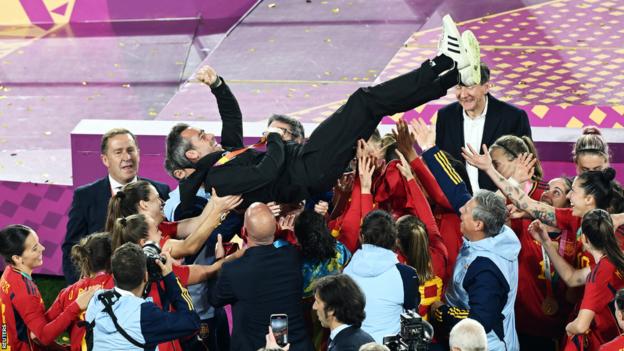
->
[462,144,558,227]
[196,65,243,148]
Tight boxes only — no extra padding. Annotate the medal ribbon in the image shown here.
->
[214,138,267,167]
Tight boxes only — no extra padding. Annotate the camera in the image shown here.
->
[143,241,166,281]
[383,310,434,351]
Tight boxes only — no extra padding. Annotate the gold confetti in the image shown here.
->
[82,81,87,86]
[324,71,331,76]
[3,87,10,92]
[249,48,256,52]
[148,111,157,116]
[0,96,6,100]
[331,8,340,13]
[268,3,277,8]
[3,61,11,65]
[114,63,120,68]
[324,38,332,43]
[321,0,328,3]
[175,61,184,65]
[122,84,131,88]
[118,42,125,47]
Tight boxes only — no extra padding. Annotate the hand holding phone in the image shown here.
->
[270,314,288,347]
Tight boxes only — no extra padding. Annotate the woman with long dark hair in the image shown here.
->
[529,209,624,350]
[0,224,97,350]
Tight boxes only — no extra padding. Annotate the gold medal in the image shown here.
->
[541,296,559,316]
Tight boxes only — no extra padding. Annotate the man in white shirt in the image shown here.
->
[62,128,170,284]
[435,63,532,193]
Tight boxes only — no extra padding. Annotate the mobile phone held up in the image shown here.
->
[270,314,288,347]
[222,242,239,257]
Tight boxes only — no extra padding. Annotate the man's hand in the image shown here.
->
[195,65,219,86]
[264,127,285,138]
[267,202,282,217]
[393,119,418,162]
[209,188,243,213]
[462,144,493,171]
[156,248,174,277]
[265,326,290,351]
[409,118,436,151]
[215,234,225,260]
[278,213,297,232]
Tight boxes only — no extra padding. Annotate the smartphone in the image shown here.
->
[270,314,288,347]
[222,242,239,256]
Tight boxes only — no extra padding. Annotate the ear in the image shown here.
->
[101,154,110,168]
[138,199,149,212]
[11,254,21,266]
[139,238,147,247]
[185,149,200,162]
[474,220,485,233]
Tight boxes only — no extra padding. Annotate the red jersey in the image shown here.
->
[0,267,81,350]
[578,258,624,349]
[512,218,576,338]
[328,177,375,253]
[46,273,114,351]
[529,179,549,202]
[159,221,179,239]
[600,335,624,350]
[556,208,594,269]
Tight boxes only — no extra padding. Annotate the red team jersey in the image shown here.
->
[578,258,624,349]
[600,335,624,351]
[1,267,81,351]
[46,273,114,351]
[512,218,576,338]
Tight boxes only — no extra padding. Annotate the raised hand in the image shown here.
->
[279,213,297,232]
[392,119,418,162]
[358,154,375,194]
[527,219,550,244]
[395,150,415,181]
[195,65,218,85]
[409,118,436,151]
[461,144,493,171]
[512,152,537,183]
[210,188,243,212]
[214,234,225,260]
[267,202,282,217]
[314,200,329,216]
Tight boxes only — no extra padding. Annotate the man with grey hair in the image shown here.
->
[268,114,305,144]
[449,318,487,351]
[409,119,520,351]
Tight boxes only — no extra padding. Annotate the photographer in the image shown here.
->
[86,242,200,350]
[313,274,374,351]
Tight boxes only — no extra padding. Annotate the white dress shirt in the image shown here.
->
[462,96,488,193]
[109,175,138,195]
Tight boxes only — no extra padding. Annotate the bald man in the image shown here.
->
[211,203,312,351]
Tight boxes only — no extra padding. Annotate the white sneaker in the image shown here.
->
[459,30,481,86]
[437,15,466,69]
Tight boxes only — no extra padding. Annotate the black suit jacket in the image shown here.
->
[329,326,375,351]
[62,176,170,284]
[435,94,532,191]
[210,244,313,351]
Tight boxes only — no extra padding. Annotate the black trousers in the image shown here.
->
[287,60,453,197]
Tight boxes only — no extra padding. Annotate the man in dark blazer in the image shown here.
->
[435,63,532,193]
[62,128,169,284]
[313,274,374,351]
[210,202,312,351]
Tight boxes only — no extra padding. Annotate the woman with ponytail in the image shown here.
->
[489,134,547,201]
[600,289,624,350]
[46,232,114,351]
[105,180,241,259]
[573,126,610,174]
[529,209,624,350]
[0,224,97,350]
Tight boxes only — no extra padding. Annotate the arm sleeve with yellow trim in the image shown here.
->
[436,257,509,338]
[140,272,200,345]
[422,146,471,216]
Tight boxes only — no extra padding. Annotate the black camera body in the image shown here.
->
[142,241,165,282]
[383,310,433,351]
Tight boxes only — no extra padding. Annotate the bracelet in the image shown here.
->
[209,77,223,89]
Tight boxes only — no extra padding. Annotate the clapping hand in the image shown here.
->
[461,144,493,171]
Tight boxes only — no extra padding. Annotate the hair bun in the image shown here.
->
[582,126,602,136]
[603,167,616,182]
[115,191,126,199]
[119,217,127,226]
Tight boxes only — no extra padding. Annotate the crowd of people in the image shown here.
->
[1,14,624,351]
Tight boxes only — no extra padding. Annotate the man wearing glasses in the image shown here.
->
[435,63,532,193]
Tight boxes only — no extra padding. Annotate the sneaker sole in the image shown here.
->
[462,30,481,85]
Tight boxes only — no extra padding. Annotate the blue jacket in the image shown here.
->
[86,273,200,351]
[344,244,419,343]
[423,146,520,351]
